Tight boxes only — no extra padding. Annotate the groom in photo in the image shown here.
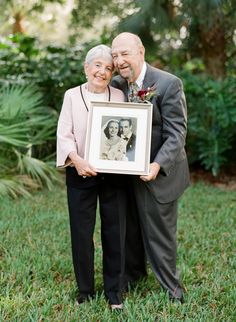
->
[111,32,190,303]
[119,118,136,161]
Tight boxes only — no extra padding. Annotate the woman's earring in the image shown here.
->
[85,74,88,79]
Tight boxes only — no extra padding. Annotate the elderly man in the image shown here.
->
[111,32,190,302]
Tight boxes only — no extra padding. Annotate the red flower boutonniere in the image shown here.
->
[129,83,157,103]
[137,84,157,102]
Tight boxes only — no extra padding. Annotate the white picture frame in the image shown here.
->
[85,101,153,175]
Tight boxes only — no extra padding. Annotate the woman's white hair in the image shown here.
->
[84,44,113,65]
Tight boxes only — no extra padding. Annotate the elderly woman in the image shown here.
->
[57,45,126,310]
[101,119,127,161]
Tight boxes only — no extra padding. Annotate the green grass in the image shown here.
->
[0,180,236,321]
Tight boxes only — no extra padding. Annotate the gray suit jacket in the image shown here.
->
[111,63,190,203]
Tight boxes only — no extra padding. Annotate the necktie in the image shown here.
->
[128,82,139,102]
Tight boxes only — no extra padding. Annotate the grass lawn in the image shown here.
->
[0,179,235,321]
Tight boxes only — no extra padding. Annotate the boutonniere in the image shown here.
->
[129,83,157,103]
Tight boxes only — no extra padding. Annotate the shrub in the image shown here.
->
[181,72,236,175]
[0,34,86,111]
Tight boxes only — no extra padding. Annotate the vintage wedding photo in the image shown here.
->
[100,116,137,162]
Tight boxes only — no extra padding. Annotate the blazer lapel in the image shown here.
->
[120,80,129,101]
[143,63,158,89]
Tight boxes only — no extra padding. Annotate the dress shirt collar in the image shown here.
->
[135,62,147,89]
[121,132,132,140]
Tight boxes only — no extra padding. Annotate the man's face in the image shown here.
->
[112,34,145,82]
[120,120,132,137]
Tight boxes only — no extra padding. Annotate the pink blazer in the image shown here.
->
[56,84,125,167]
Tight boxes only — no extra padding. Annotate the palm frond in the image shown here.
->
[0,175,38,199]
[15,150,60,190]
[0,84,44,120]
[0,83,58,198]
[0,123,31,147]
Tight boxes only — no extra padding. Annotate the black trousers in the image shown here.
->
[66,169,127,304]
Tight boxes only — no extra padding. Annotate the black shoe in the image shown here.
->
[76,294,94,305]
[169,294,184,304]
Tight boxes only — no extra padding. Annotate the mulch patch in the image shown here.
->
[190,166,236,191]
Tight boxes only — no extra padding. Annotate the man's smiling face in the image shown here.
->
[112,33,145,82]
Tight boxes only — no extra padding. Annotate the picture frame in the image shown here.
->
[85,101,153,175]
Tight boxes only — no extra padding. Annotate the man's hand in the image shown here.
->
[69,151,97,177]
[140,162,160,182]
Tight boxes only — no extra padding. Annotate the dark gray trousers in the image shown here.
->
[132,176,183,299]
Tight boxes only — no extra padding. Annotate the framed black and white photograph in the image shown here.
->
[85,101,153,175]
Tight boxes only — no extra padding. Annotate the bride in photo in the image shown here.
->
[100,119,128,161]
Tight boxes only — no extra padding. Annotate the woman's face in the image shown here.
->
[84,57,113,92]
[108,121,119,137]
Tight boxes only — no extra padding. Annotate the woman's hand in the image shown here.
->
[68,151,97,177]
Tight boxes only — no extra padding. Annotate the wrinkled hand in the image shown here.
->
[69,151,97,177]
[74,159,97,177]
[140,162,160,182]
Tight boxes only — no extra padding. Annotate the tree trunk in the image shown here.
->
[139,27,155,48]
[198,18,227,79]
[13,12,25,34]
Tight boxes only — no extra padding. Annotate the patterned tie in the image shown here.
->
[128,82,139,102]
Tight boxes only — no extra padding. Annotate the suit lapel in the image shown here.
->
[143,63,158,89]
[120,80,129,101]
